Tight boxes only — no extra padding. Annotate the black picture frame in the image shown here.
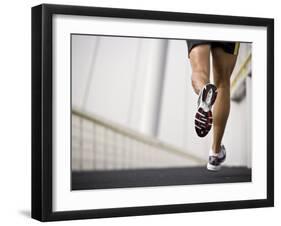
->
[32,3,274,222]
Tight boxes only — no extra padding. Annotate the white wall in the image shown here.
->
[0,0,280,225]
[72,35,141,126]
[72,35,168,136]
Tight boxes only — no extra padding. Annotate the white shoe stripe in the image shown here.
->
[195,118,207,126]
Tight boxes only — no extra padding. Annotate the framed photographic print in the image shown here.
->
[32,4,274,221]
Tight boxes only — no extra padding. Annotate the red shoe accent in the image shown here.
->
[195,108,213,137]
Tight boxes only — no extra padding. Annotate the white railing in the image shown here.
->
[72,109,205,171]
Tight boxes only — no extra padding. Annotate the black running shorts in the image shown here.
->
[186,40,240,57]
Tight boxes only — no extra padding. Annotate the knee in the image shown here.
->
[213,70,231,89]
[215,77,230,89]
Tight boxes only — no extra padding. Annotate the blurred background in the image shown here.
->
[71,34,252,172]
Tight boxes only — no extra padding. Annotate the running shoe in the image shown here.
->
[195,83,217,137]
[207,145,226,171]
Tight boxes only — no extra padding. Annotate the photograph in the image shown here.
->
[71,34,252,190]
[31,4,274,221]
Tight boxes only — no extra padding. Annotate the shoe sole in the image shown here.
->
[195,84,217,137]
[207,163,221,171]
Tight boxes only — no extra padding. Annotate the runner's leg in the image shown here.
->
[211,47,237,153]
